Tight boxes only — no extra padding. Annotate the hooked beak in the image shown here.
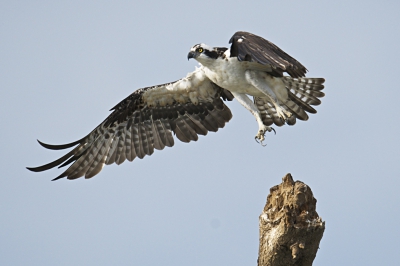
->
[187,51,196,60]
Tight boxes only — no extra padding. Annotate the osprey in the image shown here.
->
[27,31,325,180]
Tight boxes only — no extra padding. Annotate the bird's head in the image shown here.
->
[187,43,220,64]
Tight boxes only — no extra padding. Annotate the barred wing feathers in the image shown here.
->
[229,31,307,78]
[254,77,325,126]
[27,69,233,180]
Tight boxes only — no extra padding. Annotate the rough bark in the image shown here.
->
[258,173,325,266]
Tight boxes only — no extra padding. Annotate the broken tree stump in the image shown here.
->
[258,173,325,266]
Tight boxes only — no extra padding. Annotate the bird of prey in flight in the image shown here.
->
[27,31,325,180]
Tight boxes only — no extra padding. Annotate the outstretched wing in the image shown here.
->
[229,31,307,78]
[27,68,234,180]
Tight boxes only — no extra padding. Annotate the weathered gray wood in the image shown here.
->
[258,173,325,266]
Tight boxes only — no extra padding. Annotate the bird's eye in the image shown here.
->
[197,48,204,53]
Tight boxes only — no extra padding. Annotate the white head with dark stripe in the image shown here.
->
[187,44,227,65]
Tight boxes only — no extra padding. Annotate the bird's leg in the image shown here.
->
[255,120,275,146]
[245,70,292,122]
[230,92,275,145]
[273,103,292,122]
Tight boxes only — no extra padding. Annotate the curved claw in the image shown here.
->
[254,136,268,147]
[271,127,276,135]
[260,140,267,147]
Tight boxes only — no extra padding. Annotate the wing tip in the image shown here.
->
[26,166,65,181]
[36,137,84,150]
[26,166,40,172]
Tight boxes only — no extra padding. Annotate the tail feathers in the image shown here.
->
[254,98,285,126]
[284,100,309,121]
[287,90,317,114]
[283,77,325,106]
[254,77,325,127]
[283,77,325,90]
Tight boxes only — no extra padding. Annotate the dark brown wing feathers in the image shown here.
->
[229,31,307,78]
[27,82,233,180]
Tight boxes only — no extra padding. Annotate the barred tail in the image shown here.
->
[254,77,325,126]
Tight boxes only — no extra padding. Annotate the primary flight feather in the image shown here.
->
[27,31,325,180]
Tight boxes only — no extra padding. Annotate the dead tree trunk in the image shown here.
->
[257,173,325,266]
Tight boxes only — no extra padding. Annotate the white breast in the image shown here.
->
[200,56,267,97]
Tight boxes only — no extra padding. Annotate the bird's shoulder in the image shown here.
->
[228,31,307,78]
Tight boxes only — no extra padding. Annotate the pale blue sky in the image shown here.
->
[1,1,400,265]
